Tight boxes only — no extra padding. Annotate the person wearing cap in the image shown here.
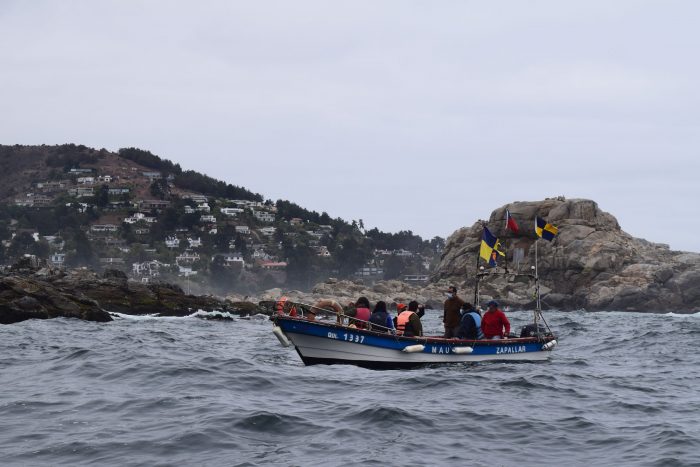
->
[443,285,464,338]
[393,303,407,328]
[396,301,423,337]
[481,300,510,339]
[456,302,484,340]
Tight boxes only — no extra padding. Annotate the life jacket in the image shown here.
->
[396,311,416,336]
[354,307,371,329]
[369,310,389,330]
[465,310,484,339]
[275,296,288,315]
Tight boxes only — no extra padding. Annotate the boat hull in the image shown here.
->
[274,316,555,369]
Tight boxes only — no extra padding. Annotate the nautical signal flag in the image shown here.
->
[480,227,505,267]
[535,217,558,241]
[505,209,520,234]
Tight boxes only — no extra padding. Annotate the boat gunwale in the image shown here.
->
[273,314,556,346]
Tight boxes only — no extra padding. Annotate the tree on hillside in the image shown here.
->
[96,184,109,208]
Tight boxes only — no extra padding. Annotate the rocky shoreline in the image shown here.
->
[4,197,700,325]
[0,265,266,325]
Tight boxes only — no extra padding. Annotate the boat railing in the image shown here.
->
[277,300,400,335]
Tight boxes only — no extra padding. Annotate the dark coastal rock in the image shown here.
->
[432,198,700,313]
[0,267,256,324]
[0,275,112,324]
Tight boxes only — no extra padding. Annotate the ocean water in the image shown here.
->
[1,310,699,467]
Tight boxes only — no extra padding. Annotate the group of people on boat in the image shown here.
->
[349,297,424,338]
[444,285,511,340]
[275,285,511,341]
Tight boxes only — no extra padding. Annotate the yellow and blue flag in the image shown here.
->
[535,217,558,241]
[480,227,505,267]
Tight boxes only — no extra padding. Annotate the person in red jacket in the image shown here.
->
[481,300,510,339]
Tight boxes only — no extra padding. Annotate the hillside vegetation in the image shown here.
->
[0,144,443,295]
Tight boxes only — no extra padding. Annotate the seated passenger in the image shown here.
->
[396,301,423,337]
[352,297,371,329]
[275,296,297,316]
[456,303,484,340]
[369,301,394,333]
[393,303,407,328]
[481,300,511,339]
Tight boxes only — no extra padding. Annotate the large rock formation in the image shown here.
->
[432,198,700,312]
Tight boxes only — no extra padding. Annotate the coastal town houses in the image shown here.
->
[258,226,276,236]
[142,171,162,180]
[220,207,244,217]
[90,224,119,233]
[253,210,275,223]
[235,225,250,235]
[138,199,170,211]
[253,249,274,261]
[108,187,130,195]
[187,237,202,248]
[184,194,208,204]
[123,212,156,224]
[214,253,245,267]
[68,187,94,198]
[165,236,181,249]
[260,261,287,270]
[132,260,168,278]
[176,250,200,264]
[14,194,53,208]
[49,253,66,269]
[200,214,216,223]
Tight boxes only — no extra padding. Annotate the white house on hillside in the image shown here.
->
[165,236,180,248]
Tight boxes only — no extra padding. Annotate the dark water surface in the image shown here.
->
[2,311,699,467]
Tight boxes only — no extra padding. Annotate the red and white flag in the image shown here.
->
[505,209,520,234]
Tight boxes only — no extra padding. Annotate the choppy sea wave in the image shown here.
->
[2,311,699,467]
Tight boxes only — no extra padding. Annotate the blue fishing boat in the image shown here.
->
[271,222,559,369]
[272,313,557,369]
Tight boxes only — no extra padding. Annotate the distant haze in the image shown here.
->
[2,1,699,250]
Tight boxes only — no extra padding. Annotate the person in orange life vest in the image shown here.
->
[275,296,297,317]
[396,301,423,337]
[352,297,371,329]
[481,300,510,339]
[393,303,407,328]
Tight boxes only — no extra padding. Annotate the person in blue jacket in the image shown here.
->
[457,303,484,340]
[369,300,394,333]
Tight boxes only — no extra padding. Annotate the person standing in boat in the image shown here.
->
[352,297,371,329]
[456,303,484,340]
[481,300,511,339]
[396,301,423,337]
[443,286,464,338]
[369,301,394,333]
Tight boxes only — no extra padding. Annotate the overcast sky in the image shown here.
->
[2,1,699,251]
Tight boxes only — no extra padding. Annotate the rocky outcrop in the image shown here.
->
[432,198,700,312]
[0,267,264,324]
[0,274,113,324]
